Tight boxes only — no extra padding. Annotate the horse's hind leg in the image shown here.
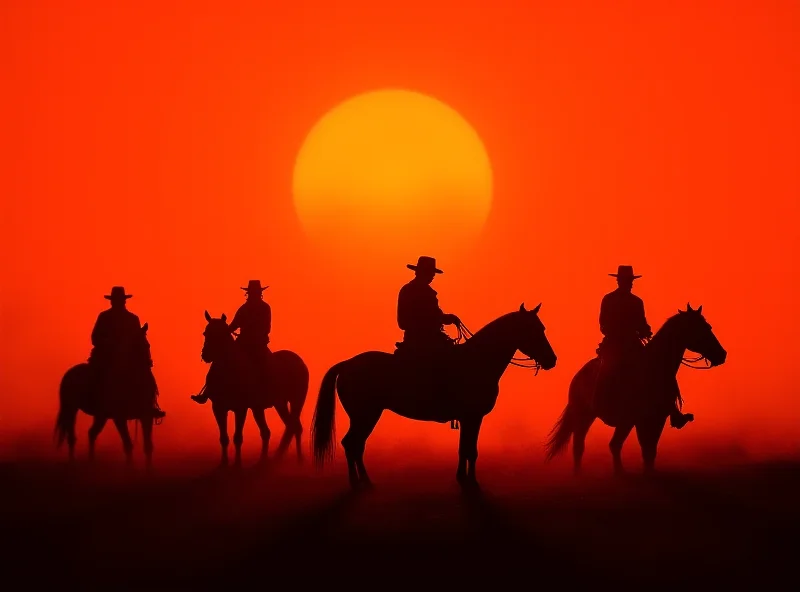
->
[272,402,296,461]
[609,424,634,475]
[212,403,230,467]
[232,409,247,468]
[64,410,79,461]
[141,418,154,470]
[112,418,134,465]
[456,416,483,486]
[293,408,304,464]
[572,415,596,474]
[341,410,382,489]
[251,408,271,465]
[635,417,667,475]
[88,417,108,461]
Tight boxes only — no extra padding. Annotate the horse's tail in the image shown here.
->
[311,361,346,469]
[54,365,83,449]
[545,360,597,462]
[544,402,575,462]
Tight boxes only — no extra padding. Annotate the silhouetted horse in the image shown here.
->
[545,304,727,474]
[55,323,160,467]
[311,303,557,489]
[200,311,309,467]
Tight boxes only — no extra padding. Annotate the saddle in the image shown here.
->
[593,350,646,425]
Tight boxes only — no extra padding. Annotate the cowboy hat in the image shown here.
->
[104,286,132,300]
[407,256,443,274]
[241,279,269,292]
[609,265,642,279]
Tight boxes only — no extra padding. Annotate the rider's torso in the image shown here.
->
[397,280,444,335]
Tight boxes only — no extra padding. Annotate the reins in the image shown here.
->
[680,354,713,370]
[642,336,714,370]
[454,322,543,375]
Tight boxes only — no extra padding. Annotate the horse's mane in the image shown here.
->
[648,312,683,345]
[459,311,520,347]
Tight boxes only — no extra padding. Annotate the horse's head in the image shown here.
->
[675,303,727,366]
[515,303,557,370]
[134,322,153,363]
[202,310,233,363]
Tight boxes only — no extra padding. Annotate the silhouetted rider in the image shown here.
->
[596,266,692,429]
[397,256,460,354]
[192,279,271,405]
[89,286,165,419]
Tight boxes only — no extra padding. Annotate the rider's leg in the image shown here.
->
[191,388,209,404]
[669,401,694,429]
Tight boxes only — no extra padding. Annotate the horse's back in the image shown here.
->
[271,349,309,377]
[61,363,89,394]
[269,349,310,403]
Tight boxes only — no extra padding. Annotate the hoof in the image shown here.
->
[459,479,481,494]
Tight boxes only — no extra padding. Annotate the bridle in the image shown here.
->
[454,322,543,375]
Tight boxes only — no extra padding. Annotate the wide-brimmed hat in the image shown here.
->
[407,256,443,274]
[241,279,269,292]
[104,286,132,300]
[609,265,642,280]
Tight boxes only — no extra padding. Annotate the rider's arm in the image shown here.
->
[397,289,409,331]
[90,314,106,346]
[432,293,449,324]
[229,308,243,333]
[599,297,610,336]
[264,302,272,335]
[637,300,652,337]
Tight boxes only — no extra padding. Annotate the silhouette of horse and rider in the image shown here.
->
[311,256,558,489]
[545,266,727,474]
[56,258,727,486]
[193,280,309,468]
[56,286,165,467]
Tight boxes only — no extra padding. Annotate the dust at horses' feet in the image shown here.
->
[348,479,374,493]
[457,475,482,493]
[254,458,273,474]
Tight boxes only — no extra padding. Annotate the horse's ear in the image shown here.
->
[520,303,526,312]
[697,305,703,314]
[221,313,227,323]
[204,310,212,322]
[533,303,541,314]
[678,309,684,314]
[687,302,693,312]
[142,322,148,332]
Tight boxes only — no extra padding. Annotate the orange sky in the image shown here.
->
[1,1,798,463]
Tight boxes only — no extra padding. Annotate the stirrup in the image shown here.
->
[450,420,459,430]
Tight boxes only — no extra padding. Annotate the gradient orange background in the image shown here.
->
[1,1,798,464]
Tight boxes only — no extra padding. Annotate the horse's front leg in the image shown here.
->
[88,416,108,461]
[272,402,295,460]
[232,409,247,468]
[212,403,230,467]
[141,417,154,471]
[456,416,483,487]
[609,424,634,475]
[636,415,667,474]
[251,407,271,466]
[112,418,134,465]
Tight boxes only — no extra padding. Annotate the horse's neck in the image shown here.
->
[647,320,686,377]
[462,315,519,381]
[211,342,239,371]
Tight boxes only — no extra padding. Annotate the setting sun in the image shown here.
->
[291,89,493,260]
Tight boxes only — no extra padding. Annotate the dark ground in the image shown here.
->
[1,449,798,590]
